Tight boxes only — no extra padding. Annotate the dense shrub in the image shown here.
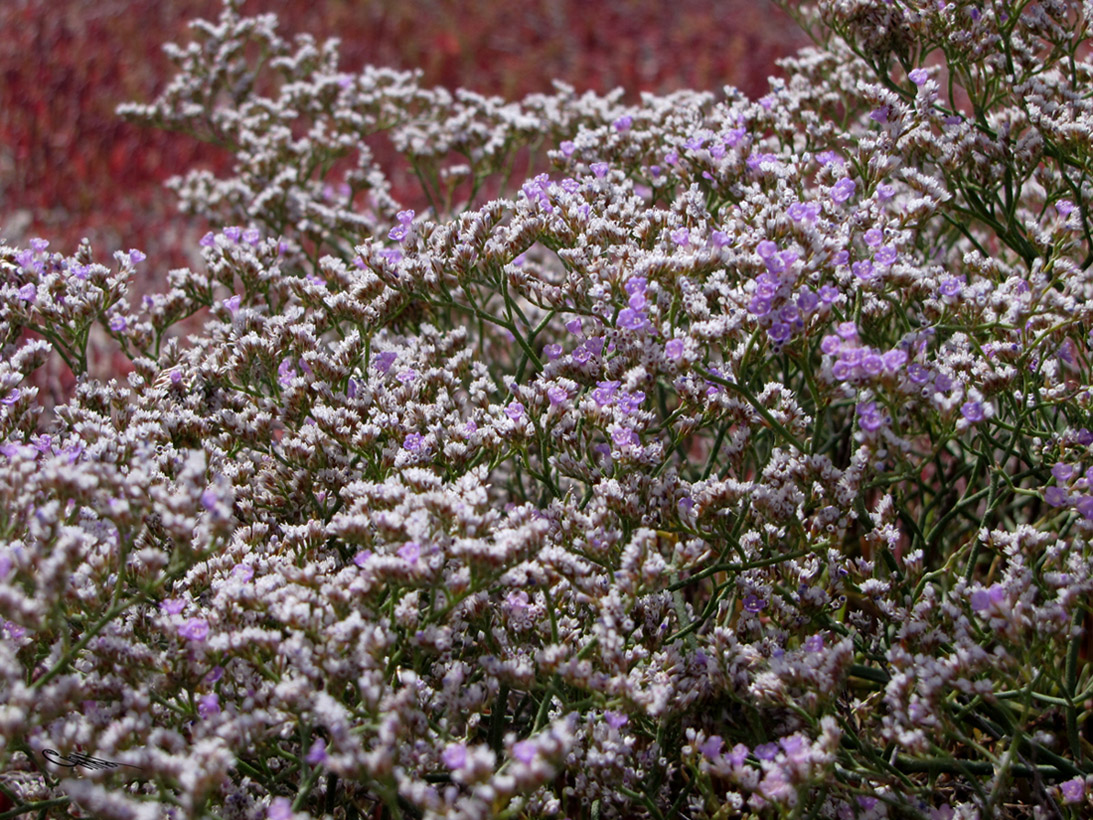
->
[2,1,1093,817]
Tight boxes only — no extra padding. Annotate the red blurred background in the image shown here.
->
[0,0,805,266]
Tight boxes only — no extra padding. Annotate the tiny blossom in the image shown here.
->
[665,338,684,360]
[604,711,629,729]
[754,742,779,761]
[670,227,690,246]
[109,315,127,332]
[613,114,632,131]
[830,177,857,203]
[442,743,467,769]
[743,594,766,613]
[1056,199,1076,217]
[863,228,884,247]
[559,140,575,157]
[699,735,723,760]
[17,283,35,302]
[1052,463,1074,482]
[543,343,563,360]
[617,307,646,330]
[1045,487,1070,507]
[199,231,216,247]
[29,237,49,252]
[611,426,637,447]
[403,433,425,451]
[353,550,372,567]
[547,385,568,405]
[398,542,421,564]
[590,162,609,178]
[198,692,220,718]
[267,798,292,820]
[223,226,243,242]
[161,598,186,615]
[909,68,929,85]
[960,401,985,422]
[512,740,536,763]
[223,294,242,314]
[505,401,525,420]
[1076,496,1093,520]
[396,369,417,383]
[874,245,898,265]
[804,633,824,652]
[373,351,397,372]
[178,618,210,641]
[1060,778,1085,804]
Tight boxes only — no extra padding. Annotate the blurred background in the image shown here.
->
[0,0,806,267]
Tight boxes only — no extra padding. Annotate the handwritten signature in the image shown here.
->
[42,749,142,771]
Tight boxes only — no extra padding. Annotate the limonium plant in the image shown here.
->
[2,0,1093,817]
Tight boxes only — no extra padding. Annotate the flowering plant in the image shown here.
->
[3,0,1093,817]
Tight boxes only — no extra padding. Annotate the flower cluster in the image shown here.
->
[3,1,1093,818]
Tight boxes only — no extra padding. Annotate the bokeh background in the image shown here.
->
[0,0,807,266]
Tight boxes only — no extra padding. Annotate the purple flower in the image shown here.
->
[353,550,372,567]
[754,742,779,761]
[267,797,292,820]
[611,426,637,447]
[199,231,216,247]
[961,401,985,422]
[909,68,929,85]
[1079,428,1093,446]
[590,162,609,178]
[699,735,723,760]
[852,260,875,281]
[804,633,824,652]
[670,227,690,246]
[442,743,467,770]
[179,618,209,641]
[559,140,576,157]
[743,594,766,613]
[768,323,792,344]
[547,385,568,405]
[1060,777,1085,804]
[396,369,417,383]
[277,358,295,386]
[198,692,220,718]
[863,228,884,247]
[223,294,242,314]
[614,114,632,131]
[1056,199,1076,217]
[1045,487,1070,507]
[398,541,421,564]
[617,308,646,330]
[161,598,186,615]
[665,338,685,360]
[756,240,778,260]
[907,363,931,384]
[1077,495,1093,520]
[29,237,49,252]
[373,351,397,373]
[505,401,525,421]
[604,711,629,729]
[109,315,127,332]
[830,177,857,204]
[223,226,243,243]
[128,249,146,264]
[403,433,425,452]
[543,343,563,361]
[882,349,908,371]
[512,740,536,763]
[1052,463,1074,482]
[874,245,898,265]
[939,277,964,297]
[306,738,327,765]
[232,564,254,582]
[17,283,36,302]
